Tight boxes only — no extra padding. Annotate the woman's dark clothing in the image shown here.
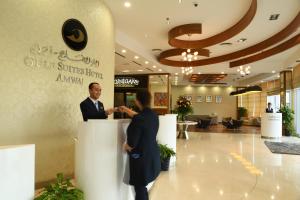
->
[126,107,161,186]
[134,185,148,200]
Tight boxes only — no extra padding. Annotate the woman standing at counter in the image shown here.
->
[119,90,161,200]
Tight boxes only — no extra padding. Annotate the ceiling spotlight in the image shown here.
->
[277,75,280,78]
[237,38,247,43]
[145,61,149,64]
[124,1,131,8]
[134,56,139,59]
[122,70,130,73]
[221,72,225,74]
[272,70,276,73]
[237,66,251,77]
[152,65,157,68]
[175,72,178,75]
[198,72,201,74]
[137,69,143,72]
[166,17,170,25]
[179,0,182,3]
[121,49,127,53]
[158,69,162,72]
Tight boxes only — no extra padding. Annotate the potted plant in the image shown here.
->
[35,173,84,200]
[174,96,193,121]
[278,105,296,136]
[237,107,248,120]
[158,143,176,171]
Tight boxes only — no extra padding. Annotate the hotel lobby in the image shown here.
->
[0,0,300,199]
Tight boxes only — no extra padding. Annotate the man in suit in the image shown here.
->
[80,82,114,121]
[266,102,274,113]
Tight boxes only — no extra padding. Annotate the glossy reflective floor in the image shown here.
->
[150,132,300,200]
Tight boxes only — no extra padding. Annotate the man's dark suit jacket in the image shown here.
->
[80,98,107,121]
[266,108,274,113]
[126,107,161,186]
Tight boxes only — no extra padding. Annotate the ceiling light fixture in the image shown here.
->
[145,61,149,64]
[122,70,130,73]
[158,69,162,72]
[166,17,170,25]
[237,66,251,77]
[124,1,131,8]
[272,70,276,73]
[121,49,126,53]
[152,65,157,68]
[230,85,262,96]
[237,38,247,43]
[181,49,199,62]
[134,56,139,59]
[181,67,193,75]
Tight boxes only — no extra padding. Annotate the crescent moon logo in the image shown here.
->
[62,19,88,51]
[66,29,85,43]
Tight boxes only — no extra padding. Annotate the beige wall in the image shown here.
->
[0,0,114,183]
[171,86,237,121]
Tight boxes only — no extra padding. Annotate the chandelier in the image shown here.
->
[181,67,193,75]
[237,66,251,77]
[181,49,199,62]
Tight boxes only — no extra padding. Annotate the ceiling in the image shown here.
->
[103,0,300,86]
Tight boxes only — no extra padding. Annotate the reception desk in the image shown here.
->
[261,113,282,138]
[0,144,35,200]
[75,115,177,200]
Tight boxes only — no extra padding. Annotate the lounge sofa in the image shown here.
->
[222,117,243,129]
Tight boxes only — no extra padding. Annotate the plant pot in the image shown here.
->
[161,157,171,171]
[283,127,291,136]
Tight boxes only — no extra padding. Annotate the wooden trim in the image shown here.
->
[229,34,300,67]
[168,0,257,48]
[158,11,300,67]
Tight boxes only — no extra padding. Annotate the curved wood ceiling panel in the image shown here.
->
[168,0,257,49]
[158,11,300,67]
[229,34,300,67]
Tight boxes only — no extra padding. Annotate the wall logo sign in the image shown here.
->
[114,77,140,88]
[62,19,88,51]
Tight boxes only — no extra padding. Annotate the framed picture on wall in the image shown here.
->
[154,92,168,106]
[196,96,203,102]
[215,95,222,103]
[206,95,212,103]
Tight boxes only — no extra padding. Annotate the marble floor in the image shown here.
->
[150,132,300,200]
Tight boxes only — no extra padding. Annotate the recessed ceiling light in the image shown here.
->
[134,56,139,59]
[198,72,201,74]
[152,65,157,68]
[221,72,225,74]
[122,70,130,73]
[277,75,280,78]
[175,73,178,75]
[124,1,131,8]
[261,80,264,83]
[121,49,127,53]
[179,0,182,3]
[137,69,143,72]
[158,69,162,72]
[237,38,247,43]
[272,70,276,73]
[145,61,149,64]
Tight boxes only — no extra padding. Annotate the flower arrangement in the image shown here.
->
[174,96,193,121]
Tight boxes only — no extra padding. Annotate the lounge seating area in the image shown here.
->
[185,114,218,128]
[240,117,261,126]
[222,117,243,129]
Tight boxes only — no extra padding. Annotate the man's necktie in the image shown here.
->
[95,102,99,111]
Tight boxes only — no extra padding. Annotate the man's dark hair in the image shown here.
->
[89,82,99,90]
[268,102,272,106]
[136,89,151,107]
